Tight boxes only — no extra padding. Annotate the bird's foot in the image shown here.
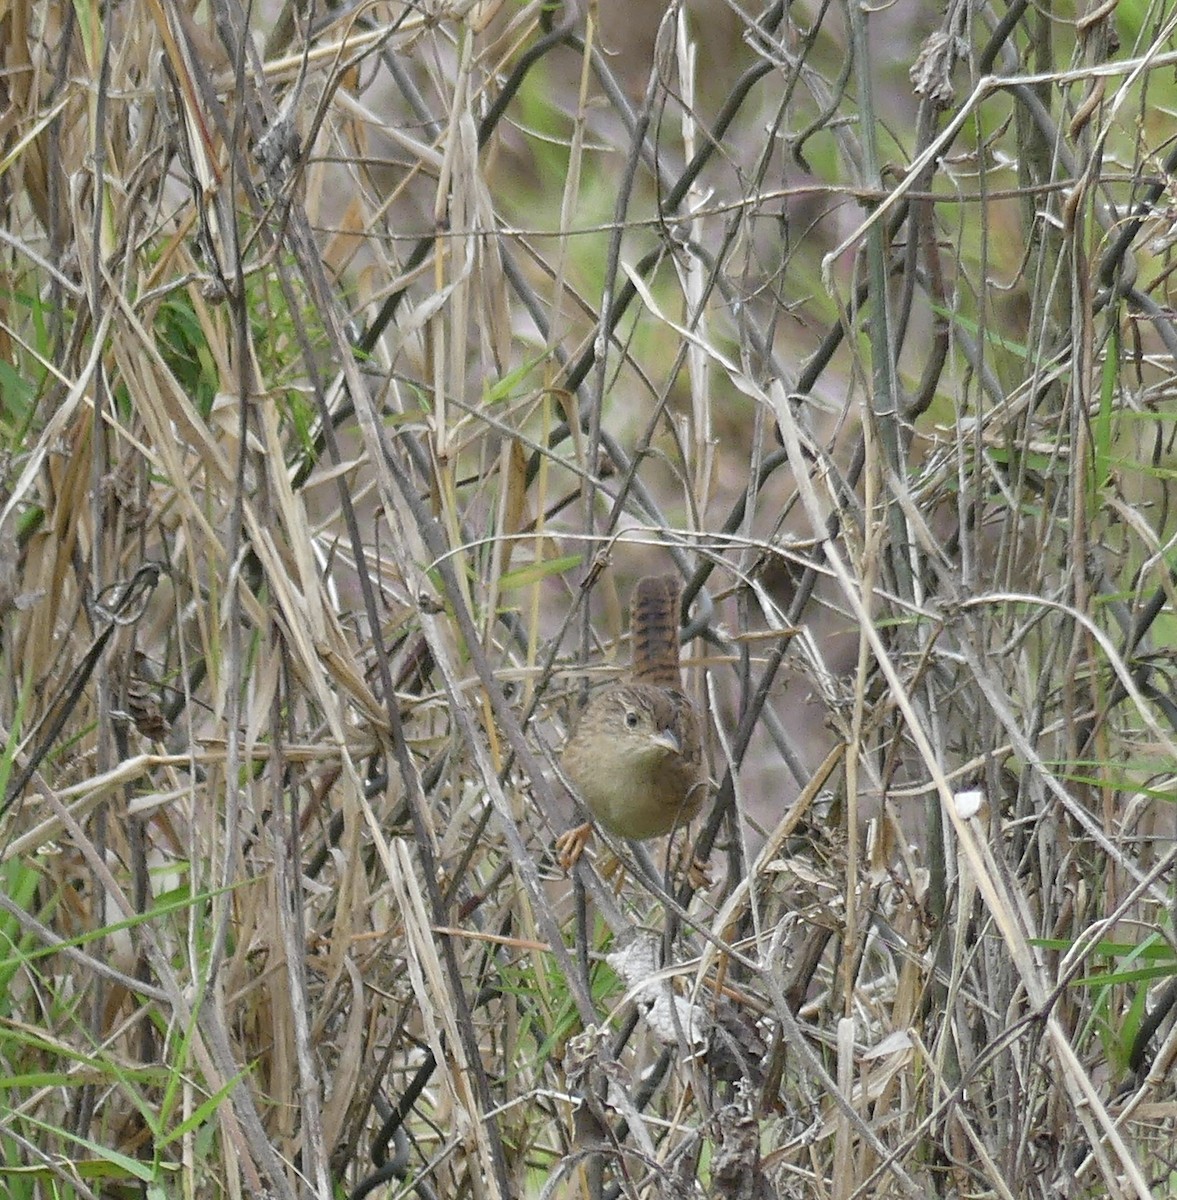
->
[556,822,593,871]
[687,852,713,890]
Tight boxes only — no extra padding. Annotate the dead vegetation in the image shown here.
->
[2,0,1177,1196]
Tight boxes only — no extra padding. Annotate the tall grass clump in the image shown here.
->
[2,0,1177,1195]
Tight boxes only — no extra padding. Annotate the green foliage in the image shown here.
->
[153,292,218,417]
[0,281,53,447]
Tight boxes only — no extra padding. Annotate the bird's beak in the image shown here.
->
[650,729,681,754]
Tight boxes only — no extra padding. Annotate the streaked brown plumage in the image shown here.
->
[558,575,707,863]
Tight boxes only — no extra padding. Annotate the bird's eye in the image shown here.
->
[625,709,640,728]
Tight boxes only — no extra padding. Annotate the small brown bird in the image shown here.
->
[557,574,707,867]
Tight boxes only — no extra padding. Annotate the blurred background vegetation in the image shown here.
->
[2,0,1177,1195]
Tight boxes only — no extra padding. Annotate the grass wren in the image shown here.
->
[558,575,707,865]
